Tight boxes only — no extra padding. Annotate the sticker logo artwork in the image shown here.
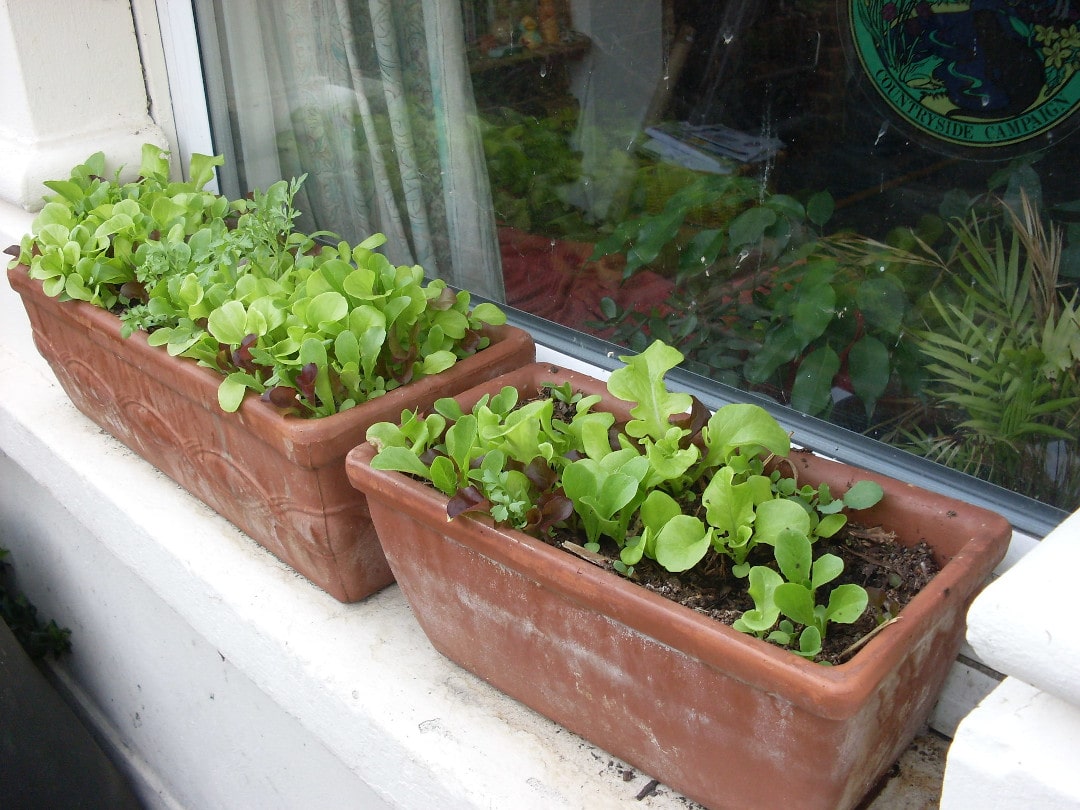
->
[849,1,1080,148]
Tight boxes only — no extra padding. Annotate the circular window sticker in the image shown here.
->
[845,1,1080,153]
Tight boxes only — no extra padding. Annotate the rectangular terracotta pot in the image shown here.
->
[7,264,535,602]
[345,362,1012,809]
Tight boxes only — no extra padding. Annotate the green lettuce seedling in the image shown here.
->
[562,450,650,550]
[12,146,509,418]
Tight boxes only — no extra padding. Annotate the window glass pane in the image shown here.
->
[194,0,1080,514]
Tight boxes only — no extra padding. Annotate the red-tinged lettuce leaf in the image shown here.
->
[296,362,319,403]
[460,327,482,354]
[231,333,259,372]
[261,385,298,410]
[119,281,148,303]
[430,286,458,311]
[525,489,574,535]
[524,458,558,490]
[447,485,491,520]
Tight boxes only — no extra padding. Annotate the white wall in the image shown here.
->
[940,512,1080,808]
[0,0,168,208]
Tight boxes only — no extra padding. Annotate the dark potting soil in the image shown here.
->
[550,524,939,666]
[438,386,941,665]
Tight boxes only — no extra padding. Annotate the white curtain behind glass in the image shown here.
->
[203,0,505,301]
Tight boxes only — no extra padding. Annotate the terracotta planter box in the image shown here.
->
[7,264,534,602]
[345,362,1012,810]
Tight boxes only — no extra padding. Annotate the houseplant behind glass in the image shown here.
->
[345,341,1011,809]
[5,145,534,602]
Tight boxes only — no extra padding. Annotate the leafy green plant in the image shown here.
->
[12,144,226,311]
[592,173,832,283]
[366,340,887,662]
[590,175,914,415]
[875,193,1080,508]
[0,547,72,661]
[732,505,872,659]
[590,177,943,422]
[8,146,508,418]
[479,107,594,239]
[745,226,938,420]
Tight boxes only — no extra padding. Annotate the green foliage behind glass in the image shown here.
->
[479,107,595,238]
[591,157,1080,510]
[882,194,1080,508]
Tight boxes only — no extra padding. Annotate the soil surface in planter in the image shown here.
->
[537,390,942,665]
[551,525,939,665]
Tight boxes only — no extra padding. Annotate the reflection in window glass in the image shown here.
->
[195,0,1080,512]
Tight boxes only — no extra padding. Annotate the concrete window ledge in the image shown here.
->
[941,509,1080,808]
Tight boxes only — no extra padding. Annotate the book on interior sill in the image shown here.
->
[640,133,732,174]
[643,122,784,170]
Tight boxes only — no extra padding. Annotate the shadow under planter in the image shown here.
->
[345,362,1012,810]
[7,264,534,602]
[0,619,141,809]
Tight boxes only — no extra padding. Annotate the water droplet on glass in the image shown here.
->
[874,121,889,146]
